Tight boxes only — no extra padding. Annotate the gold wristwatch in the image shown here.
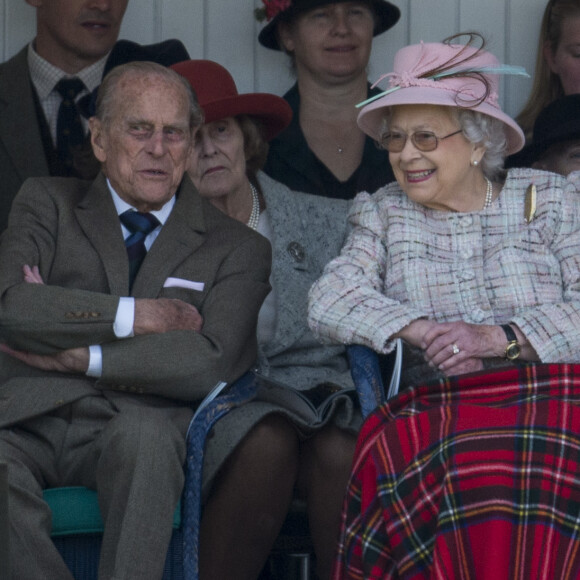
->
[500,324,521,361]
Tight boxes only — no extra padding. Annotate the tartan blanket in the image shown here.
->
[333,363,580,580]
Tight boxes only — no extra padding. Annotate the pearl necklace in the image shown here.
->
[247,183,260,230]
[483,177,493,209]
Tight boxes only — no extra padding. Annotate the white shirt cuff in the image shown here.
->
[87,345,102,377]
[114,297,135,338]
[87,298,134,378]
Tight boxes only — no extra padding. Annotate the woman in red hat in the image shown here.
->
[172,58,361,580]
[256,0,400,200]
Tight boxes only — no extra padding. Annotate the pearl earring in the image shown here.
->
[472,159,479,167]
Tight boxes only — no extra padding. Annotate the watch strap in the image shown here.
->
[500,324,520,361]
[500,324,517,343]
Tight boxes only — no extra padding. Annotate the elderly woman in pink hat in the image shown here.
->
[307,34,580,578]
[172,59,361,580]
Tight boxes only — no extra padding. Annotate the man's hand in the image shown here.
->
[0,344,90,374]
[23,264,44,284]
[21,264,204,336]
[134,298,204,335]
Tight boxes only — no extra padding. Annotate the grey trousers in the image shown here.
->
[0,395,186,580]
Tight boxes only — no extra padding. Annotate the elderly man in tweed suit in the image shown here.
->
[0,61,270,580]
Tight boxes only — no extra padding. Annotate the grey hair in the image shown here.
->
[95,61,204,129]
[379,106,507,180]
[452,109,507,181]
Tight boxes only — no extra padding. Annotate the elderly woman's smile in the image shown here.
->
[388,104,487,212]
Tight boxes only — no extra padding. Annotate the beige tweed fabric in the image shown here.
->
[308,168,580,367]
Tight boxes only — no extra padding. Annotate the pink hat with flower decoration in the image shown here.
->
[356,34,528,155]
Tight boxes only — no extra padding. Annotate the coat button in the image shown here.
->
[287,241,305,262]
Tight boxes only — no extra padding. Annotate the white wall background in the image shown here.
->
[0,0,547,118]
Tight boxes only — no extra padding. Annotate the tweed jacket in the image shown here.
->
[308,168,580,366]
[255,172,353,391]
[0,48,49,233]
[0,173,271,431]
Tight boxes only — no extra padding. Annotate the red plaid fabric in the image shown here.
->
[333,364,580,579]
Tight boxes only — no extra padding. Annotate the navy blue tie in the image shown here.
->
[55,78,86,172]
[120,210,160,290]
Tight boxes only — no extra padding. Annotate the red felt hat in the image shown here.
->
[171,59,292,142]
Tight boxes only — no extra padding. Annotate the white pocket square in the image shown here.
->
[163,277,205,292]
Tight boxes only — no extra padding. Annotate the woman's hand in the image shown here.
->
[421,321,507,375]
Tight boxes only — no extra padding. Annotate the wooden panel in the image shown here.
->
[368,0,409,85]
[409,0,458,44]
[459,0,507,54]
[119,0,157,44]
[0,0,556,123]
[206,0,258,94]
[3,0,35,60]
[459,0,509,112]
[505,0,547,119]
[253,0,296,95]
[160,0,205,58]
[254,18,295,96]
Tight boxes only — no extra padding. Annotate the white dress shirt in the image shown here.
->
[27,43,108,144]
[86,180,176,377]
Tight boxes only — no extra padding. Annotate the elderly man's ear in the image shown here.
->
[89,117,107,163]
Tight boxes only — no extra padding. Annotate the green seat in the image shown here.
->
[44,486,181,538]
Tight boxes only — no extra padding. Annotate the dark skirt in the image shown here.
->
[201,374,363,501]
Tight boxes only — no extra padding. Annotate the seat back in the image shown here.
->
[44,487,183,579]
[346,339,402,418]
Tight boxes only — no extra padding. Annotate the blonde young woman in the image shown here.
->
[516,0,580,141]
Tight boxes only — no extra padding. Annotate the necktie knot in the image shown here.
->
[55,77,85,102]
[120,210,160,238]
[120,211,160,291]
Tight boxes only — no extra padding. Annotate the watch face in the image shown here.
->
[506,342,521,360]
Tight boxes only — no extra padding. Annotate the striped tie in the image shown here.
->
[119,210,160,290]
[54,77,86,173]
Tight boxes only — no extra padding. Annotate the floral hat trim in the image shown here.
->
[255,0,292,22]
[357,64,529,109]
[357,35,529,110]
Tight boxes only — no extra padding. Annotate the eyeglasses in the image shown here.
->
[380,129,463,153]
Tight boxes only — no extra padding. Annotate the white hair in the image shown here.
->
[453,109,508,181]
